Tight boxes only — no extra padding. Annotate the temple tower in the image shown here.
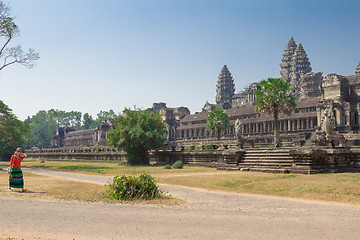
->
[289,43,312,97]
[280,37,297,83]
[280,38,312,97]
[356,61,360,75]
[216,65,235,109]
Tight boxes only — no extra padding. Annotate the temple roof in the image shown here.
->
[347,74,360,85]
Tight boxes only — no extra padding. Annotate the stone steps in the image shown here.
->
[218,148,294,172]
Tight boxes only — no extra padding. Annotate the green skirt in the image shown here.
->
[9,168,24,188]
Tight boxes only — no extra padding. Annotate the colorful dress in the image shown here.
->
[9,154,26,188]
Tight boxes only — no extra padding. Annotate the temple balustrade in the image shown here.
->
[175,114,318,147]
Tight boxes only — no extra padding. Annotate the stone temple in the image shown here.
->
[51,37,360,150]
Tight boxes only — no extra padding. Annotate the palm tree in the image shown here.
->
[206,109,230,141]
[254,77,296,147]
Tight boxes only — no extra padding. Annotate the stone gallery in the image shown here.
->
[37,37,360,173]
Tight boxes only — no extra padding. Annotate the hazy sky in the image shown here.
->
[1,0,359,120]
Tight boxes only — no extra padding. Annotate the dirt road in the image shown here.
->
[1,168,360,240]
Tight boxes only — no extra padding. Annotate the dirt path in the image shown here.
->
[1,167,360,240]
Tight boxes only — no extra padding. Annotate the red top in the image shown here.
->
[10,154,26,169]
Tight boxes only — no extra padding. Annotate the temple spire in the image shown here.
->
[216,65,235,109]
[280,37,297,83]
[356,61,360,75]
[289,43,312,97]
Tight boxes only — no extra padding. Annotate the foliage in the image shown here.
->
[255,77,296,147]
[107,107,166,165]
[172,161,184,169]
[89,110,117,129]
[106,173,163,201]
[81,113,94,130]
[25,109,82,149]
[203,145,212,150]
[164,164,172,169]
[0,100,30,160]
[206,109,230,140]
[24,109,117,149]
[0,1,39,71]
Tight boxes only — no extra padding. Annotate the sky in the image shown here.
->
[0,0,359,120]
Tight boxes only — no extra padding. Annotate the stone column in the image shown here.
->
[288,120,291,131]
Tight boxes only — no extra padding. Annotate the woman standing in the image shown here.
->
[9,147,27,192]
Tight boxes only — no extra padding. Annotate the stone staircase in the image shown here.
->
[223,148,294,173]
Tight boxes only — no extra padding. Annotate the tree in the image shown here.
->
[107,108,166,165]
[254,77,296,147]
[82,113,94,130]
[25,109,82,149]
[0,100,29,160]
[206,109,230,141]
[0,2,39,71]
[89,110,117,129]
[26,110,56,149]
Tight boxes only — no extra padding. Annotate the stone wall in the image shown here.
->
[25,147,360,174]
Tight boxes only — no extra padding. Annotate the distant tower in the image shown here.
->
[280,37,297,83]
[290,43,312,97]
[216,65,235,109]
[356,61,360,75]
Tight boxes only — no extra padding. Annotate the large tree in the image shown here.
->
[0,100,29,160]
[0,1,39,71]
[25,109,82,149]
[254,77,296,147]
[206,109,230,141]
[81,113,94,130]
[107,108,166,165]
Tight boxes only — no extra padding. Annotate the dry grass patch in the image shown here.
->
[0,170,183,205]
[160,171,360,205]
[0,170,106,202]
[18,159,360,205]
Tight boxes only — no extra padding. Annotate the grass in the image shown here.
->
[0,170,107,202]
[0,168,184,205]
[4,158,360,205]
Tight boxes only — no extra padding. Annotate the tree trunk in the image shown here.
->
[217,128,221,141]
[273,110,280,147]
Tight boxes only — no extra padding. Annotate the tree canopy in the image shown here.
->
[0,1,39,71]
[206,109,230,141]
[107,108,166,165]
[254,77,296,147]
[0,100,29,160]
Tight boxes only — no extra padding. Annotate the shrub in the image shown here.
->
[267,144,274,148]
[106,173,163,201]
[40,160,45,163]
[172,161,183,169]
[194,146,202,151]
[203,145,212,150]
[164,165,172,169]
[118,161,127,166]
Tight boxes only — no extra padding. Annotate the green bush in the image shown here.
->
[203,145,212,150]
[194,146,202,151]
[267,144,274,148]
[172,160,183,169]
[164,165,172,169]
[106,173,163,201]
[40,160,45,163]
